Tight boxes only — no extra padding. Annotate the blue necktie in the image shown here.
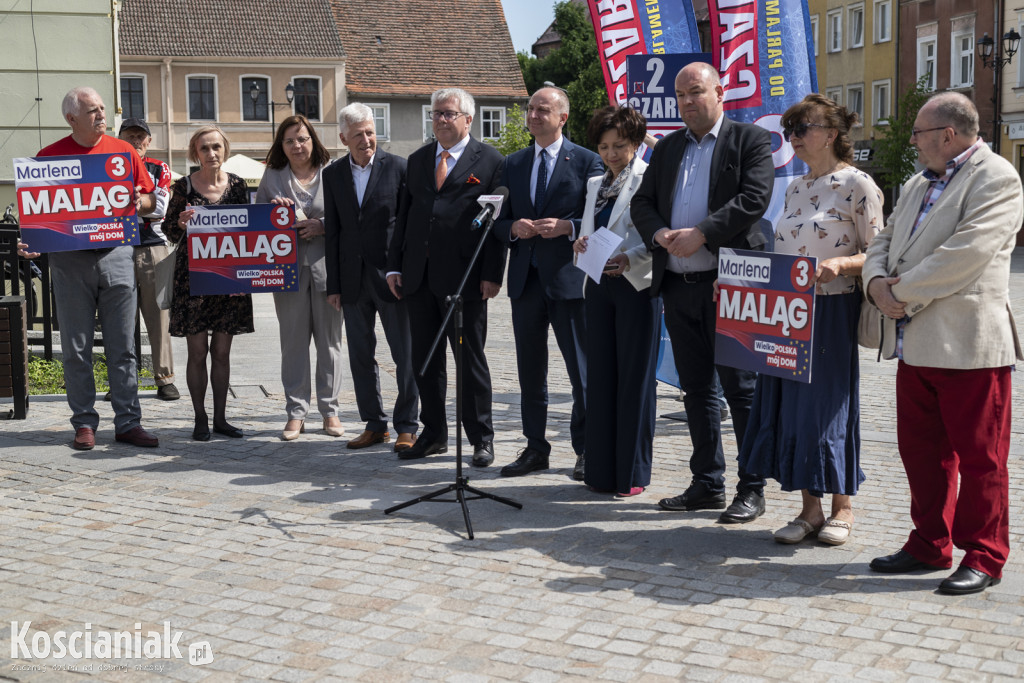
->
[534,149,548,213]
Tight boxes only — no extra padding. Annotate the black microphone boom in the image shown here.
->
[471,186,509,229]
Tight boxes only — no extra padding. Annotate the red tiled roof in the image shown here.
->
[119,0,344,59]
[329,0,527,98]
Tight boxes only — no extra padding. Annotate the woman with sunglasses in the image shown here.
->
[256,115,345,441]
[738,93,884,545]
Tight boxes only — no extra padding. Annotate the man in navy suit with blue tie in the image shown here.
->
[495,87,603,478]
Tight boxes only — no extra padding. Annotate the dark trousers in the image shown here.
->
[896,362,1011,578]
[511,266,587,456]
[582,276,659,492]
[342,269,419,434]
[661,273,763,494]
[405,283,493,446]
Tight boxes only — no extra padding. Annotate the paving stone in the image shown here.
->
[3,266,1024,681]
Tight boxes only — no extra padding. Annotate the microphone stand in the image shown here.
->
[384,210,521,539]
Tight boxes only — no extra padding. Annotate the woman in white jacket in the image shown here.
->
[573,106,657,496]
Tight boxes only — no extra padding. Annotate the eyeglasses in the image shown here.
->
[284,136,311,146]
[430,110,466,122]
[910,126,950,138]
[782,123,830,141]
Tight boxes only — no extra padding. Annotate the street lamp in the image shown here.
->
[249,82,296,137]
[978,28,1021,153]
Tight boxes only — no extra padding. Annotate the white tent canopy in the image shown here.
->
[220,154,266,185]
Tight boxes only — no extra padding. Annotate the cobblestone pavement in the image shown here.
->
[2,253,1024,682]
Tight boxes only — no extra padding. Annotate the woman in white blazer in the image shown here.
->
[573,106,658,497]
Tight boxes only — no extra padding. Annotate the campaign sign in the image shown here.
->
[626,53,712,128]
[14,153,139,252]
[187,204,297,295]
[715,248,816,384]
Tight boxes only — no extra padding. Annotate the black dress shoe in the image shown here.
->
[213,423,244,438]
[572,454,585,481]
[192,420,211,442]
[869,549,945,574]
[500,448,549,477]
[658,483,726,511]
[471,441,494,467]
[718,490,766,523]
[938,566,1001,595]
[397,438,448,460]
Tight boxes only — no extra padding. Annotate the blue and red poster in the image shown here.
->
[715,248,816,383]
[186,204,298,295]
[14,153,140,252]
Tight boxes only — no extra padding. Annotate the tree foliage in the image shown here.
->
[490,103,532,156]
[518,1,608,147]
[873,75,932,190]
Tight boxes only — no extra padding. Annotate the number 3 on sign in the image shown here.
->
[273,205,293,228]
[105,154,128,179]
[790,257,814,292]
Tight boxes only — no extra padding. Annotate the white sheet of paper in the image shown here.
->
[575,227,624,284]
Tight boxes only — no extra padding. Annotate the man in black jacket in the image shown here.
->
[632,63,774,523]
[324,103,419,453]
[386,88,506,465]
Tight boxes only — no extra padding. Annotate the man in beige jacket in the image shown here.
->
[863,92,1023,595]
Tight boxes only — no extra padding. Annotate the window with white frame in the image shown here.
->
[367,104,390,140]
[423,104,434,142]
[827,10,842,52]
[825,87,843,105]
[874,0,891,43]
[848,4,865,48]
[187,75,216,121]
[292,77,321,121]
[950,31,974,88]
[480,107,505,140]
[872,79,891,125]
[918,38,937,90]
[120,75,145,120]
[810,15,819,56]
[241,76,269,122]
[846,84,864,122]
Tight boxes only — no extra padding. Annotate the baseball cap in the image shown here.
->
[119,118,151,136]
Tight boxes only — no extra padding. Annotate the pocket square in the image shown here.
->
[466,174,481,185]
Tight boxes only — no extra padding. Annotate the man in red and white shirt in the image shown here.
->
[19,87,159,450]
[118,117,178,402]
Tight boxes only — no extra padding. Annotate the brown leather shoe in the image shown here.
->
[114,426,159,448]
[394,432,416,452]
[346,429,389,449]
[72,427,95,451]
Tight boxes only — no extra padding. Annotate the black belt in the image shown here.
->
[664,269,716,283]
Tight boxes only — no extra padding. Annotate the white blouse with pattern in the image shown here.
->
[775,165,885,295]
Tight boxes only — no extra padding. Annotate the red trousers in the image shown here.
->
[895,362,1011,578]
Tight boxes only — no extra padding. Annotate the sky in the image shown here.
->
[500,0,557,55]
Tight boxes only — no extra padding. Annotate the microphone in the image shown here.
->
[471,186,509,229]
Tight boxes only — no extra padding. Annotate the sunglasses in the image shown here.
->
[783,123,830,141]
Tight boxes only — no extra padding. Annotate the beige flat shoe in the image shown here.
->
[322,419,346,438]
[281,420,305,441]
[818,517,852,545]
[774,518,822,544]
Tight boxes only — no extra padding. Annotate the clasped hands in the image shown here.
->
[867,276,906,319]
[655,226,706,258]
[513,218,571,240]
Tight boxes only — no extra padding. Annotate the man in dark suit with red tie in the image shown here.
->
[494,87,603,479]
[324,103,419,454]
[386,88,506,465]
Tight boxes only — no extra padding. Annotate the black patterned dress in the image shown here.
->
[164,173,255,336]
